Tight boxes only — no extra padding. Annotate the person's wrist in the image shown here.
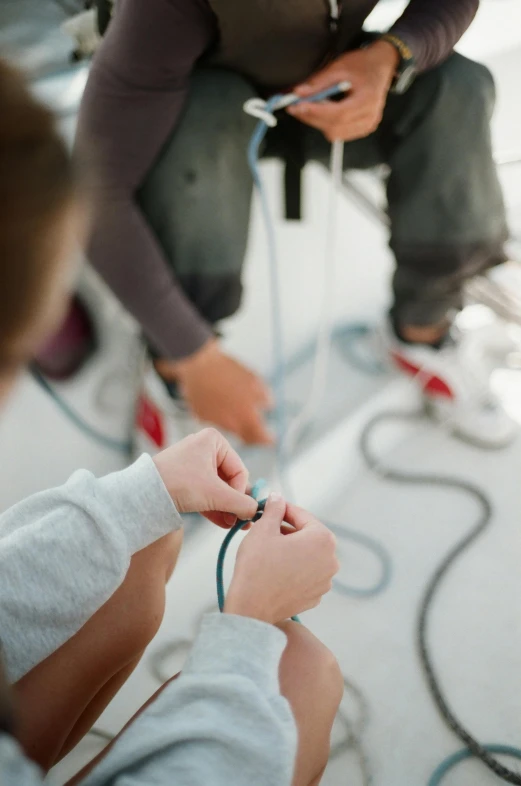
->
[171,337,219,379]
[366,39,400,78]
[152,451,185,511]
[225,587,271,624]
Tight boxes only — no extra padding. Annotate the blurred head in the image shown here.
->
[0,59,84,404]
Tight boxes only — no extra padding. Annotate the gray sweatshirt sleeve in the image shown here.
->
[0,454,181,683]
[80,613,297,786]
[1,735,45,786]
[0,615,296,786]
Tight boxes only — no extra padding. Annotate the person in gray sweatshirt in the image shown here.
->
[0,59,342,786]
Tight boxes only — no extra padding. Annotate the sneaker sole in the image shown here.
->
[423,398,516,451]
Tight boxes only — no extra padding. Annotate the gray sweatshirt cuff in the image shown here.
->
[183,614,287,695]
[95,453,182,552]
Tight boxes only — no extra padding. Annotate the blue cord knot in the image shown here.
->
[216,485,299,622]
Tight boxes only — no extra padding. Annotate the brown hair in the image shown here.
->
[0,59,77,364]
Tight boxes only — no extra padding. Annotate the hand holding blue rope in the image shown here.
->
[216,480,300,622]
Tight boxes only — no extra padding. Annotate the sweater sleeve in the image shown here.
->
[0,454,181,683]
[389,0,479,72]
[76,0,216,359]
[0,735,45,786]
[80,614,297,786]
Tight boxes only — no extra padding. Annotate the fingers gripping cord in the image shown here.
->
[215,482,300,622]
[215,487,265,614]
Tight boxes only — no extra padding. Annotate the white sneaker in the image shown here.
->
[382,319,518,449]
[133,363,203,456]
[455,304,521,370]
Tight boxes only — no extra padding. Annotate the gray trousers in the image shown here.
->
[138,53,508,330]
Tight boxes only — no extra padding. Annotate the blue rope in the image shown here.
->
[245,84,393,599]
[30,366,132,455]
[429,745,521,785]
[216,481,300,622]
[247,83,352,472]
[331,322,385,376]
[328,522,392,598]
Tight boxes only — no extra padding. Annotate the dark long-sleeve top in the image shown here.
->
[77,0,479,359]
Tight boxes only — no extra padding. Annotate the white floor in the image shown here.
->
[2,2,521,785]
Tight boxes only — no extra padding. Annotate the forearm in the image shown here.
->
[390,0,479,71]
[77,0,215,358]
[0,456,180,682]
[87,195,213,358]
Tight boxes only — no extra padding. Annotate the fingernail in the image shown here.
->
[297,83,313,94]
[269,492,283,502]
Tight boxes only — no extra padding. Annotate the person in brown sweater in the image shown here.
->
[77,0,516,450]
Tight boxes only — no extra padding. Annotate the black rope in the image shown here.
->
[360,411,521,784]
[330,677,372,785]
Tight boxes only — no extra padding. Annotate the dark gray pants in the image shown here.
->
[138,53,508,331]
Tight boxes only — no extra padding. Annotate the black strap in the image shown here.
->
[280,117,306,221]
[95,0,113,35]
[284,158,303,221]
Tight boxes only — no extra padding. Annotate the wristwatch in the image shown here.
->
[379,33,417,94]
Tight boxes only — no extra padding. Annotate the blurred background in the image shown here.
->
[1,1,521,784]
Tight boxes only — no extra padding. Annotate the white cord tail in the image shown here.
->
[285,139,345,453]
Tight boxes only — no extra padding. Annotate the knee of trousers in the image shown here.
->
[137,68,256,277]
[426,52,497,120]
[140,68,258,193]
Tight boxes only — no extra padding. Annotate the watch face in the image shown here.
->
[394,63,417,94]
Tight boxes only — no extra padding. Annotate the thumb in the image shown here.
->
[255,493,286,533]
[213,479,258,521]
[294,61,345,97]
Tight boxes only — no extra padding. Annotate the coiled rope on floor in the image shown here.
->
[360,410,521,784]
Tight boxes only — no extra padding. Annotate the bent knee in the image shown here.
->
[436,53,496,114]
[141,68,256,192]
[278,622,344,711]
[140,529,182,582]
[122,530,183,650]
[161,529,183,581]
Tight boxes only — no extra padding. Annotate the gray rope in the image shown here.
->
[359,410,521,785]
[330,677,372,785]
